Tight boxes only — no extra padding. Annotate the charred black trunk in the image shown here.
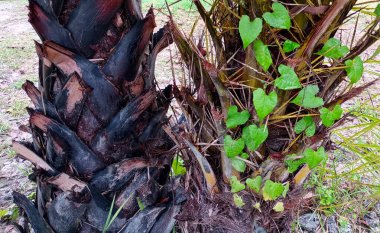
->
[12,0,183,232]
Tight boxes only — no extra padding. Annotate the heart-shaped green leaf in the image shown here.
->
[291,85,324,109]
[246,176,262,193]
[231,158,246,172]
[253,88,278,121]
[294,116,316,137]
[316,38,349,59]
[263,2,291,30]
[233,194,245,208]
[283,39,300,53]
[273,202,284,212]
[226,105,250,129]
[304,147,326,169]
[262,180,285,201]
[239,15,263,49]
[242,124,268,151]
[345,56,364,84]
[230,176,245,193]
[274,64,302,90]
[285,154,305,173]
[231,152,249,172]
[253,40,273,71]
[224,135,245,158]
[319,105,343,127]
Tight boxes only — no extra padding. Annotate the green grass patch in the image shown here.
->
[0,121,10,134]
[304,96,380,228]
[0,34,36,73]
[7,100,28,117]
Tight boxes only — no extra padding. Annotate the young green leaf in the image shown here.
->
[226,105,250,129]
[320,105,343,127]
[345,56,364,84]
[291,85,324,109]
[253,88,278,121]
[294,116,316,137]
[303,147,327,169]
[316,38,349,59]
[171,155,186,176]
[246,176,262,193]
[253,40,273,71]
[230,176,245,193]
[273,202,285,212]
[283,39,300,53]
[0,209,7,218]
[253,202,261,212]
[263,180,285,201]
[239,15,263,49]
[224,135,245,158]
[263,2,291,30]
[233,194,245,208]
[274,64,302,90]
[231,157,246,172]
[375,4,380,16]
[137,197,145,210]
[242,124,268,151]
[232,152,250,172]
[241,152,249,159]
[285,154,305,173]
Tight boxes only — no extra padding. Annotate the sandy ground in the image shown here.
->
[0,1,38,230]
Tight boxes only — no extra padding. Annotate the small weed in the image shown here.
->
[0,34,36,72]
[11,79,26,90]
[0,121,10,134]
[317,186,336,206]
[7,100,28,117]
[338,217,352,231]
[0,142,11,151]
[348,98,379,118]
[0,205,19,221]
[17,165,32,177]
[6,148,17,158]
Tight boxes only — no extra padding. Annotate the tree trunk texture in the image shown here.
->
[12,0,183,232]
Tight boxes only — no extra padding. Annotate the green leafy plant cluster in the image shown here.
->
[221,2,369,209]
[165,0,378,230]
[230,175,288,210]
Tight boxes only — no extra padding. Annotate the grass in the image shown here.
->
[7,100,28,117]
[302,96,380,231]
[10,74,38,90]
[5,148,17,158]
[0,121,10,134]
[0,34,36,74]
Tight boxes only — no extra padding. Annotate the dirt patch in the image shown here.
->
[0,0,37,230]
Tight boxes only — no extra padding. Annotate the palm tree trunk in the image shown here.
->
[12,0,182,232]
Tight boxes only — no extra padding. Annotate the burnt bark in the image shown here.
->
[12,0,182,232]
